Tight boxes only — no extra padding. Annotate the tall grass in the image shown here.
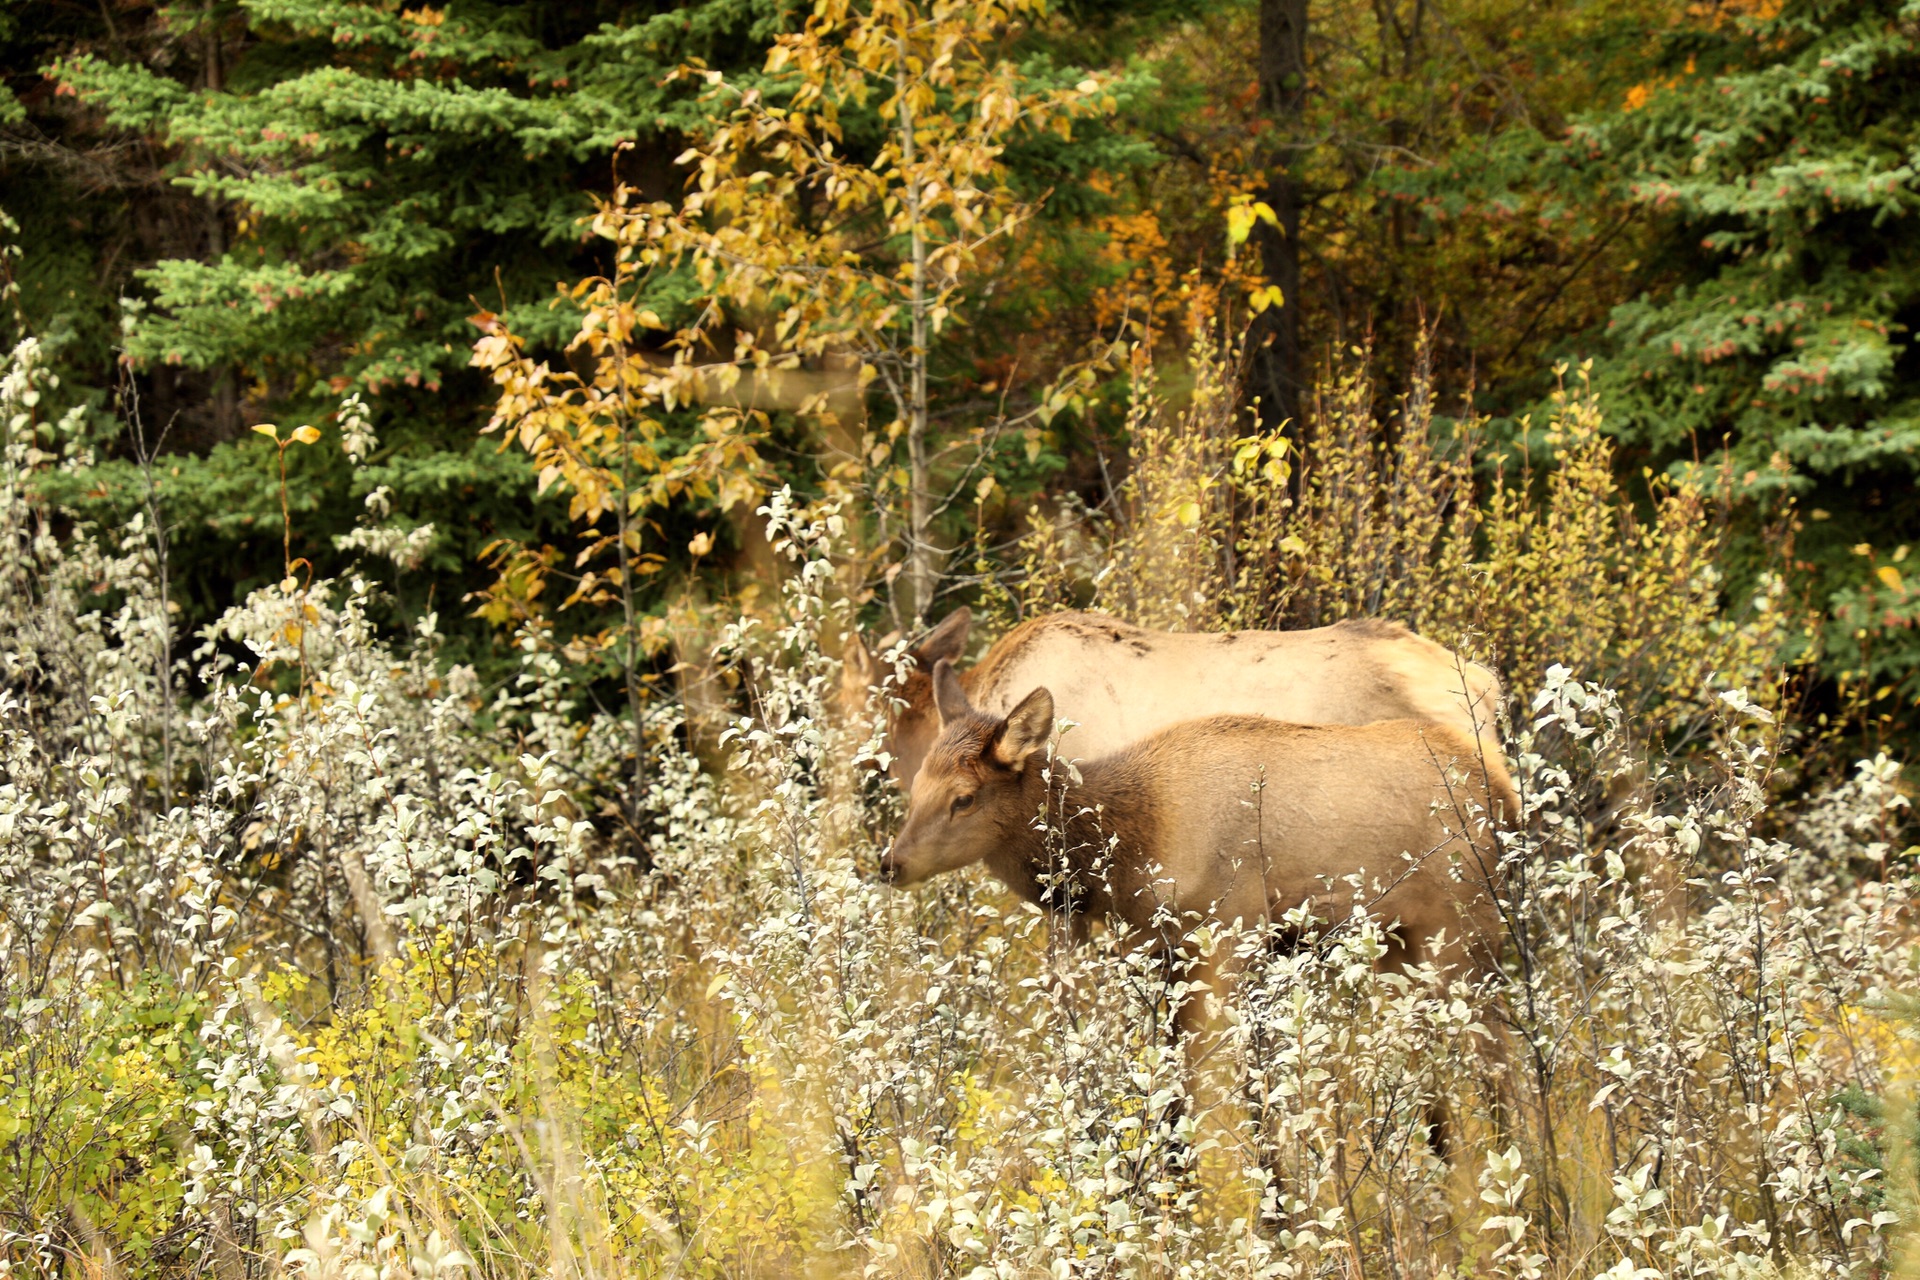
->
[0,320,1913,1280]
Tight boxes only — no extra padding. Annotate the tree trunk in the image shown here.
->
[898,37,939,625]
[1249,0,1308,436]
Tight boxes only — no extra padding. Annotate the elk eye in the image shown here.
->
[949,794,975,818]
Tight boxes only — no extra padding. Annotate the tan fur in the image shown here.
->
[844,608,1505,789]
[882,665,1516,1020]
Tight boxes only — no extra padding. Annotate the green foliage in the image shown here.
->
[1577,0,1920,711]
[0,974,207,1271]
[4,0,1175,674]
[0,1,801,655]
[1095,0,1694,405]
[51,1,788,403]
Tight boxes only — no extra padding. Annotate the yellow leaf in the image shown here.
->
[1876,565,1905,593]
[290,425,322,445]
[688,531,714,557]
[251,423,279,440]
[1175,500,1201,527]
[1226,204,1256,246]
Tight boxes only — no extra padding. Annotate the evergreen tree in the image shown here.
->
[55,2,790,408]
[1583,0,1920,703]
[4,1,787,644]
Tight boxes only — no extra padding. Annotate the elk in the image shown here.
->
[880,660,1515,1033]
[844,608,1504,789]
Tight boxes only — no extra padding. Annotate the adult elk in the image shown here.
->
[880,660,1515,1032]
[843,608,1504,788]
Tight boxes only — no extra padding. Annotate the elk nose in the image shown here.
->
[877,847,903,884]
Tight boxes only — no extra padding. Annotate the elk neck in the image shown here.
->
[981,748,1159,926]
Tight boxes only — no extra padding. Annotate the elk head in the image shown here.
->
[879,659,1054,886]
[842,607,973,784]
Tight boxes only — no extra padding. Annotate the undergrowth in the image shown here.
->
[0,313,1915,1280]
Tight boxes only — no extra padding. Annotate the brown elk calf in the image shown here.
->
[880,660,1514,1031]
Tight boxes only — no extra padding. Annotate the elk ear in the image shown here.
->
[914,607,972,667]
[993,686,1054,769]
[932,659,973,726]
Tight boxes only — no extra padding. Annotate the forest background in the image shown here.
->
[6,1,1920,1277]
[3,0,1917,733]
